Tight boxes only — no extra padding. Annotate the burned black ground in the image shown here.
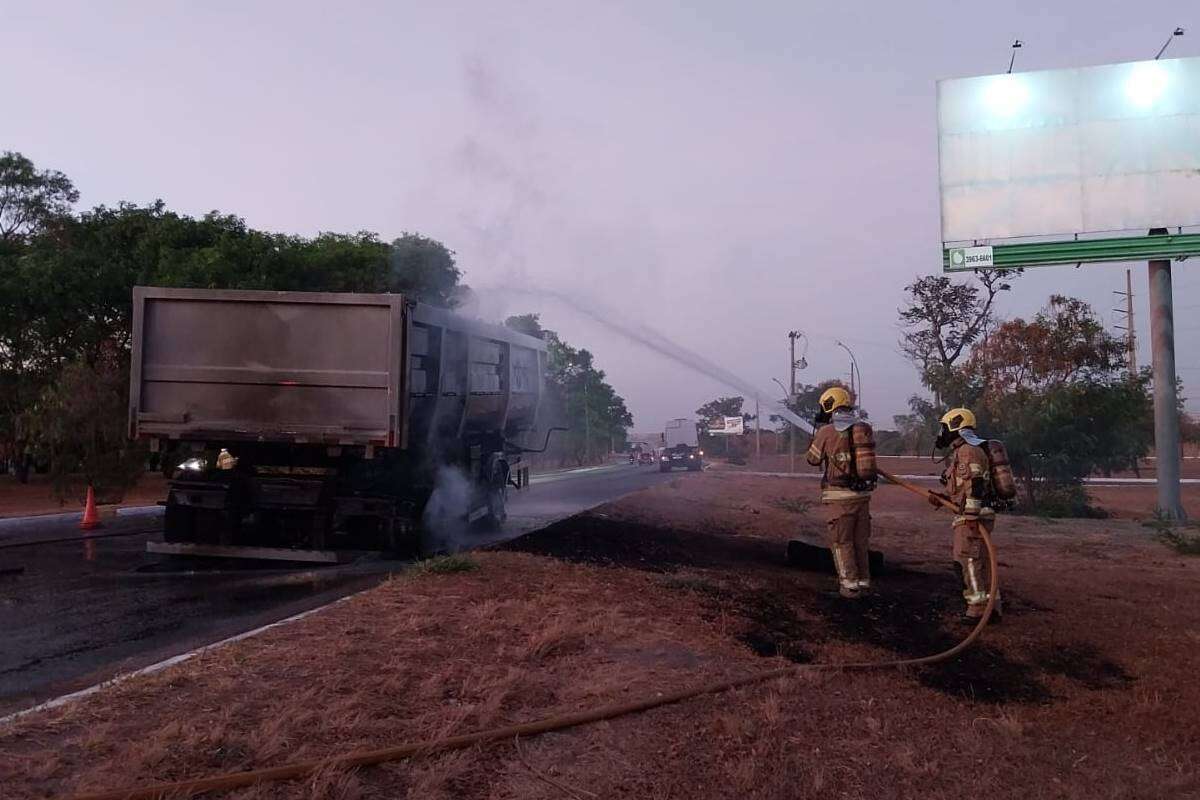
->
[505,511,1132,704]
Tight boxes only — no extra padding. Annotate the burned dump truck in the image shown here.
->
[129,287,555,561]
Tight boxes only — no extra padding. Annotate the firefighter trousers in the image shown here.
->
[952,516,995,607]
[821,496,871,583]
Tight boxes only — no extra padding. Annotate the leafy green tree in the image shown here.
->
[960,297,1151,514]
[503,313,544,338]
[1,152,80,478]
[890,395,941,455]
[694,396,747,454]
[976,377,1152,515]
[0,174,461,487]
[0,151,78,244]
[695,396,745,426]
[388,233,462,306]
[505,313,633,465]
[30,345,146,502]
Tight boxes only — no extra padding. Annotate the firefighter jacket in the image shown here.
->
[945,440,995,522]
[806,420,872,502]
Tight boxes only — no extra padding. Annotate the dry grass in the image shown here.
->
[3,473,1200,799]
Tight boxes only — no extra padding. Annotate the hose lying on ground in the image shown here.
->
[66,470,996,800]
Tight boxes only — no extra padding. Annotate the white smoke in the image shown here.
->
[421,466,476,554]
[481,285,814,435]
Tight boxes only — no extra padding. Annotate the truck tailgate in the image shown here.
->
[129,287,406,446]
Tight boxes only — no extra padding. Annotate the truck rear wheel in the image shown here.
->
[486,485,507,525]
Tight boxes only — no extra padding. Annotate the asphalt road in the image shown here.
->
[0,460,682,717]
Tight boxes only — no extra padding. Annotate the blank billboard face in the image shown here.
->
[938,56,1200,243]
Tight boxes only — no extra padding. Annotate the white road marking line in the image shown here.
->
[0,590,368,726]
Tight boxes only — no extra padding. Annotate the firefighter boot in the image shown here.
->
[854,544,871,593]
[831,544,861,599]
[962,557,994,619]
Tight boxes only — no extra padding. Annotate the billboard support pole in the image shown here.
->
[789,334,797,474]
[1148,228,1186,520]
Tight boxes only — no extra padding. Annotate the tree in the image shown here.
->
[966,295,1125,397]
[0,186,460,486]
[898,270,1017,403]
[388,233,463,306]
[503,313,545,339]
[695,396,745,426]
[890,395,941,455]
[977,377,1152,514]
[1182,411,1200,454]
[957,297,1151,514]
[695,396,749,454]
[30,344,146,503]
[0,151,79,244]
[505,313,633,465]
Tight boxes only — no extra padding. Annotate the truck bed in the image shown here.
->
[130,287,405,447]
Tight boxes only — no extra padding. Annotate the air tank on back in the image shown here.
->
[850,423,877,485]
[984,439,1017,500]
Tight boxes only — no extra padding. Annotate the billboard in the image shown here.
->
[707,416,744,436]
[938,56,1200,244]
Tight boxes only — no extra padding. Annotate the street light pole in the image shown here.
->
[772,377,792,470]
[783,330,810,471]
[789,335,796,473]
[835,340,862,409]
[755,396,761,463]
[582,372,591,464]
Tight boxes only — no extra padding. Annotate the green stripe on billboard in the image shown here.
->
[943,232,1200,271]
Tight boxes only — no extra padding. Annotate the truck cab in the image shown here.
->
[659,418,703,472]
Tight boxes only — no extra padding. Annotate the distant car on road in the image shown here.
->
[659,445,703,472]
[659,418,703,472]
[638,451,654,465]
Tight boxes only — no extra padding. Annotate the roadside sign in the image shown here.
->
[708,416,744,435]
[946,246,994,272]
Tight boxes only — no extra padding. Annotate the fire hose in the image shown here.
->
[66,469,997,800]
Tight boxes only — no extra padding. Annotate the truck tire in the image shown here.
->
[486,485,507,525]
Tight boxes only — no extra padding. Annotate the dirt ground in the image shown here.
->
[2,473,1199,799]
[0,474,168,518]
[739,453,1200,482]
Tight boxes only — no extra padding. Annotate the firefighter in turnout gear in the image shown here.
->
[806,386,877,599]
[934,407,1002,620]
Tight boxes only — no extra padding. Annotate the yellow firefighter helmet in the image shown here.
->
[819,386,853,413]
[939,407,977,433]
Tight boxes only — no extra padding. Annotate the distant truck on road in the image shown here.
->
[659,418,703,472]
[128,287,557,561]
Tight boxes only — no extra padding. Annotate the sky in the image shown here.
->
[3,1,1197,432]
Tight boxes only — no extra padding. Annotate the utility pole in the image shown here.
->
[1148,228,1185,520]
[582,373,591,464]
[755,397,761,463]
[1114,268,1137,376]
[788,331,799,474]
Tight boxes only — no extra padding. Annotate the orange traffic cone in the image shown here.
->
[80,485,102,531]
